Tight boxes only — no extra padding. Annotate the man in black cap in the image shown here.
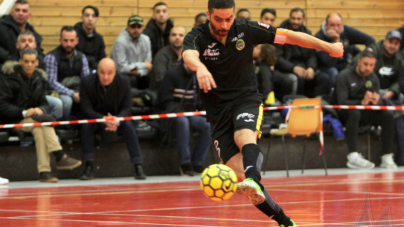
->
[111,15,152,90]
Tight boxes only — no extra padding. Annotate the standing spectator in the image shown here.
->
[194,13,207,27]
[150,26,186,91]
[110,15,152,90]
[158,61,211,176]
[74,5,106,73]
[0,49,82,182]
[79,58,146,180]
[143,2,174,58]
[276,8,330,97]
[334,49,397,169]
[45,26,90,120]
[0,0,43,67]
[315,13,375,88]
[236,8,250,21]
[260,8,276,26]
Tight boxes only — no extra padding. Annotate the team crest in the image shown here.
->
[365,80,372,89]
[236,39,245,50]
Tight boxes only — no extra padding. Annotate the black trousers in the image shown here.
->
[296,71,331,98]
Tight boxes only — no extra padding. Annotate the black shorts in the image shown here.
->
[211,102,264,164]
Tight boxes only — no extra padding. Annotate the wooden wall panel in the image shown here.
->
[0,0,402,55]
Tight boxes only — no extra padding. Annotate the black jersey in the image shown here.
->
[183,19,284,121]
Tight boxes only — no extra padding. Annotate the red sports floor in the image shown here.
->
[0,171,404,226]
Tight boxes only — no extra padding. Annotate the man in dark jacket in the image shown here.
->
[79,58,146,180]
[334,49,396,170]
[143,2,174,58]
[150,26,186,91]
[0,49,81,182]
[74,5,106,73]
[0,0,43,67]
[276,8,330,97]
[158,61,211,176]
[315,13,375,88]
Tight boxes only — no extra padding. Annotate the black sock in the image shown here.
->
[242,143,263,183]
[255,189,292,226]
[52,150,64,162]
[85,161,93,169]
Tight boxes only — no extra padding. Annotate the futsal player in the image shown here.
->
[182,0,343,226]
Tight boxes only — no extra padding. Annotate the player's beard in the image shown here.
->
[210,24,229,37]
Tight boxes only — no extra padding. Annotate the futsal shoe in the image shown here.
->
[236,178,266,205]
[347,152,375,169]
[280,220,297,227]
[380,153,398,169]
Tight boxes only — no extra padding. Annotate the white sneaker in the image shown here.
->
[347,152,375,169]
[0,177,9,185]
[380,153,398,169]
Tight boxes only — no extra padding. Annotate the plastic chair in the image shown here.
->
[263,98,328,177]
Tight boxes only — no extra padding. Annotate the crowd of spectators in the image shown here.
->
[1,0,404,184]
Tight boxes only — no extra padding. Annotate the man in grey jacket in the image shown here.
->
[111,15,152,90]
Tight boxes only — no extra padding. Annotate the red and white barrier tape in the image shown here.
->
[0,105,403,129]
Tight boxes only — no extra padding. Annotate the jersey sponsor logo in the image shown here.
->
[365,80,373,89]
[236,39,245,51]
[203,48,220,57]
[214,140,221,158]
[236,113,255,121]
[244,119,255,122]
[208,43,217,48]
[258,22,270,29]
[379,67,394,76]
[231,32,245,42]
[351,83,356,87]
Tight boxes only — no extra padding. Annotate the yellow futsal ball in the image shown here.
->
[200,164,238,201]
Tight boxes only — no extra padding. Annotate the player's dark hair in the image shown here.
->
[82,5,99,17]
[359,48,377,59]
[259,44,277,66]
[15,0,29,5]
[325,13,343,24]
[208,0,235,13]
[153,2,167,10]
[20,48,38,59]
[60,26,77,37]
[261,8,276,18]
[289,7,305,18]
[195,13,207,22]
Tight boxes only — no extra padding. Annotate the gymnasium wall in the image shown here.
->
[2,0,404,55]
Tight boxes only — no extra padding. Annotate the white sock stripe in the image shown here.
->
[244,166,253,172]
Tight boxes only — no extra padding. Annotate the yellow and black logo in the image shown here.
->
[236,39,245,51]
[365,80,372,89]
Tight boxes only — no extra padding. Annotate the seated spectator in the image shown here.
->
[79,58,146,180]
[194,13,207,27]
[253,44,294,103]
[334,49,397,169]
[158,61,211,176]
[111,15,152,90]
[150,26,186,91]
[315,13,375,88]
[236,8,250,20]
[45,26,90,120]
[397,22,404,53]
[0,177,8,185]
[0,0,44,68]
[0,49,82,182]
[276,8,330,98]
[143,2,173,58]
[74,5,106,73]
[260,8,276,26]
[353,30,403,102]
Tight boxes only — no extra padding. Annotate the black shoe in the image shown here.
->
[180,163,195,176]
[134,164,146,180]
[80,165,94,180]
[192,165,204,173]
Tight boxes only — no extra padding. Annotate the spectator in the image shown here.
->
[150,26,186,91]
[111,15,152,90]
[0,49,82,182]
[260,8,276,26]
[0,0,43,68]
[194,13,207,27]
[74,5,106,73]
[315,13,375,88]
[45,26,90,120]
[143,2,174,58]
[397,22,404,52]
[158,61,211,176]
[253,44,294,103]
[10,31,63,120]
[276,8,331,97]
[353,30,404,102]
[334,49,397,169]
[79,58,146,180]
[236,8,250,20]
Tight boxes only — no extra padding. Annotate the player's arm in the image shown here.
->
[182,49,217,93]
[283,30,343,58]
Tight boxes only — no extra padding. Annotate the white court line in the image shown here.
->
[268,188,404,196]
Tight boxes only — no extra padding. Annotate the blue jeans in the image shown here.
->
[59,94,73,119]
[46,95,63,120]
[321,67,339,89]
[175,116,211,165]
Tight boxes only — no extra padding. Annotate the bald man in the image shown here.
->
[315,12,375,88]
[79,58,146,180]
